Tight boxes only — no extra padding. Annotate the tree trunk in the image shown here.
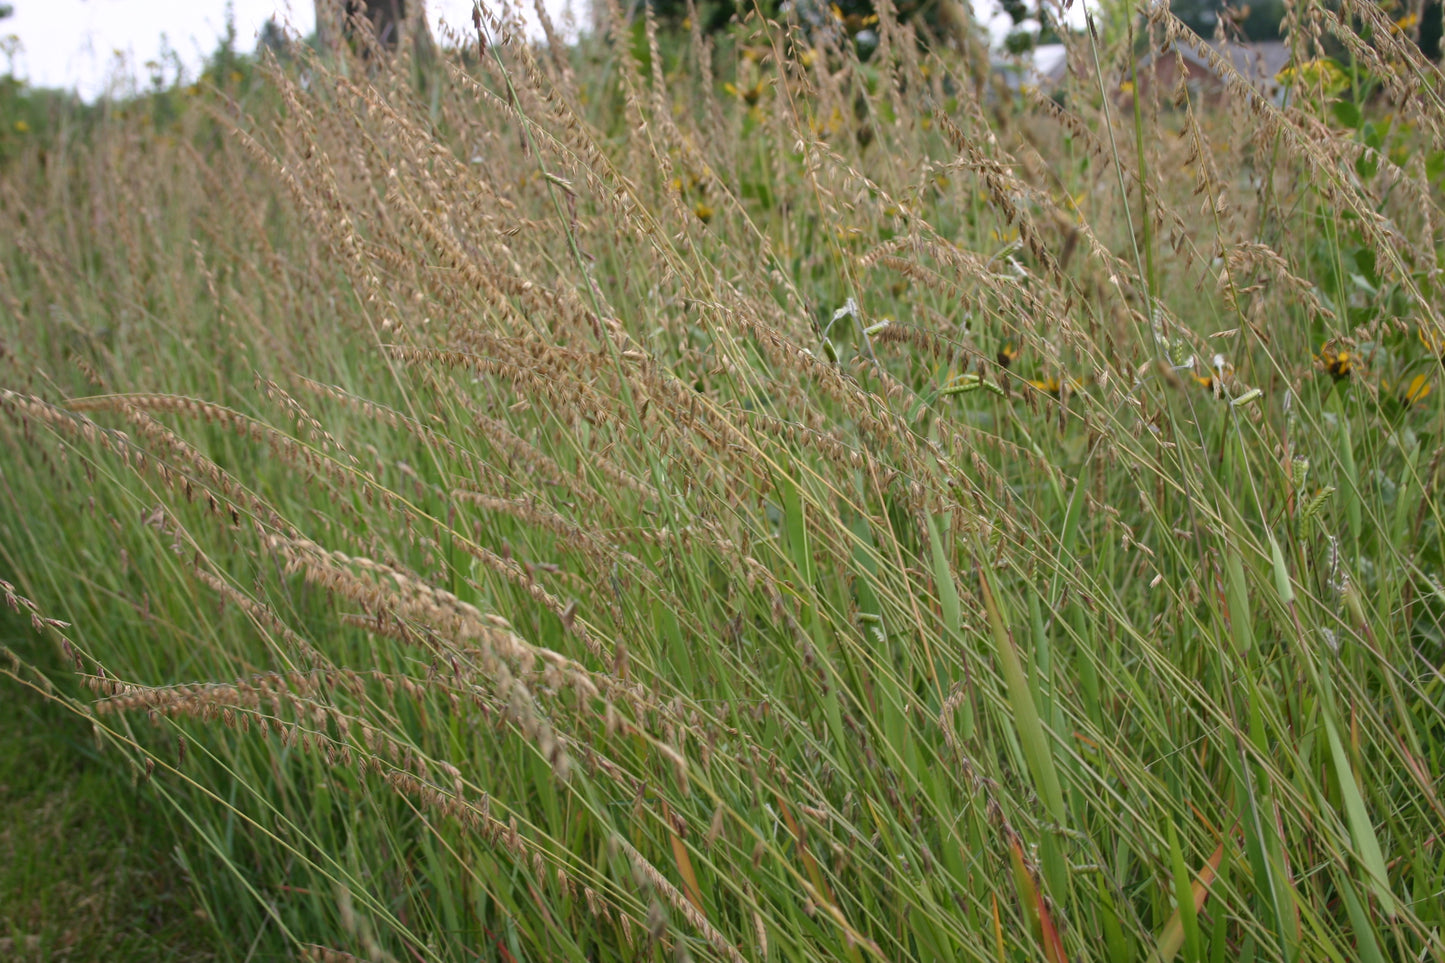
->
[315,0,430,54]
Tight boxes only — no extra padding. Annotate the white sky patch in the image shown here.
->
[0,0,583,99]
[0,0,1088,100]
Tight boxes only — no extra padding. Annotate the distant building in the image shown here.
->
[991,43,1070,96]
[1123,40,1292,107]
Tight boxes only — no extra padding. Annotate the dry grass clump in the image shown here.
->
[2,0,1445,959]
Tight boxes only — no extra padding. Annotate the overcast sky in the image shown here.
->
[0,1,589,98]
[1,0,1037,100]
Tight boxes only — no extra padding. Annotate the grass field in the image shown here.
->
[2,3,1445,960]
[0,612,216,961]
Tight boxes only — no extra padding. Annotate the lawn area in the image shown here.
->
[1,605,215,961]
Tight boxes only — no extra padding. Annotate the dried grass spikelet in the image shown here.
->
[442,331,623,404]
[66,393,438,547]
[93,656,595,864]
[404,668,654,799]
[528,0,575,87]
[1147,11,1442,329]
[291,375,516,499]
[377,763,606,916]
[447,535,604,660]
[146,675,612,947]
[322,72,516,218]
[384,169,610,348]
[192,568,324,667]
[0,391,291,540]
[614,833,746,963]
[470,21,615,194]
[256,377,361,467]
[449,489,656,587]
[930,111,1064,280]
[385,183,533,330]
[95,672,282,720]
[622,522,780,599]
[464,407,623,505]
[868,318,963,366]
[859,248,993,314]
[443,58,654,248]
[108,404,296,536]
[699,293,936,492]
[741,405,909,495]
[66,394,371,492]
[266,534,609,776]
[1020,93,1197,272]
[1,577,83,676]
[339,610,439,660]
[1,389,138,460]
[215,105,376,311]
[383,344,623,437]
[300,945,374,963]
[1331,0,1445,135]
[938,680,970,759]
[1219,242,1335,325]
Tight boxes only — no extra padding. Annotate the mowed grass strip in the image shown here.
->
[1,607,215,962]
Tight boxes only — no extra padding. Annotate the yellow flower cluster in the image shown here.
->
[1275,58,1349,96]
[1316,328,1440,408]
[723,80,767,108]
[830,3,878,35]
[1317,342,1354,381]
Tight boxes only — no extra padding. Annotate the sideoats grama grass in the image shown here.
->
[2,1,1445,960]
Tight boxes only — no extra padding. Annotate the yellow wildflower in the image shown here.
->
[1402,373,1432,405]
[830,3,878,35]
[1317,342,1353,381]
[1028,376,1062,397]
[1383,374,1433,407]
[725,80,766,107]
[810,106,845,136]
[1276,58,1349,96]
[1191,354,1232,394]
[1419,324,1445,360]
